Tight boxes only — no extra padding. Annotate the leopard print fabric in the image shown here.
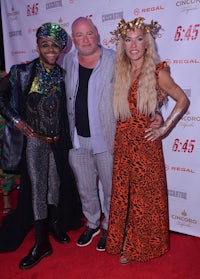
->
[106,62,170,262]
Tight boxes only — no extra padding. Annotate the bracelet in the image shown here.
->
[12,117,20,126]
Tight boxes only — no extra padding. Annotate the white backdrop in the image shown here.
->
[1,0,200,237]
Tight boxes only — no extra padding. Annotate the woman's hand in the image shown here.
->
[144,127,164,141]
[144,112,164,141]
[149,112,163,128]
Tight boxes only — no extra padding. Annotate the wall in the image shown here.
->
[1,0,200,237]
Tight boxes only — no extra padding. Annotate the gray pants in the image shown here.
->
[69,136,113,230]
[26,137,60,221]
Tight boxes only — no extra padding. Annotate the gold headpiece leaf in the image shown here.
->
[111,17,161,40]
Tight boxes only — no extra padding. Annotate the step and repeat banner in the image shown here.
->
[1,0,200,237]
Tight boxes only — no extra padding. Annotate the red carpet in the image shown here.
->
[0,189,200,279]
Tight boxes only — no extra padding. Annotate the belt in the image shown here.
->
[32,133,60,144]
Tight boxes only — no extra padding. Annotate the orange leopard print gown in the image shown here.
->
[106,62,170,262]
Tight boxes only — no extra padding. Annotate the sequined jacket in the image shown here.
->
[0,58,71,170]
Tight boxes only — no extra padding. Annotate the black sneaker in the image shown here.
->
[77,227,100,247]
[96,229,107,251]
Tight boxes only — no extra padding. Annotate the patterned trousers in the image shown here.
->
[69,136,113,230]
[26,137,60,220]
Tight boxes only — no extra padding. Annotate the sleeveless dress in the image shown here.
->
[106,62,170,262]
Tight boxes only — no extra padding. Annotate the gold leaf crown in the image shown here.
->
[111,17,161,40]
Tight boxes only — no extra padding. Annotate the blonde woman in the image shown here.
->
[106,18,190,264]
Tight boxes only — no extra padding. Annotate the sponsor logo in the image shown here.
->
[168,189,187,199]
[165,164,195,173]
[7,5,20,20]
[176,0,200,14]
[46,0,62,9]
[102,11,123,23]
[182,115,200,121]
[58,17,70,29]
[178,97,200,130]
[171,210,198,228]
[165,58,200,65]
[9,30,22,37]
[133,5,164,16]
[180,110,200,128]
[170,166,195,173]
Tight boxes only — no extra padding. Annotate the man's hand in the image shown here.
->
[16,120,33,136]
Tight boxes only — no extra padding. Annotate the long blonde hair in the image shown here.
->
[113,32,160,120]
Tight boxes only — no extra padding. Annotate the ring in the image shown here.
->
[22,125,27,133]
[152,132,156,136]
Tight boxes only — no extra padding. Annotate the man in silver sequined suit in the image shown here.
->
[0,23,79,269]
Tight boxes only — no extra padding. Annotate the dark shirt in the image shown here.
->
[75,64,93,137]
